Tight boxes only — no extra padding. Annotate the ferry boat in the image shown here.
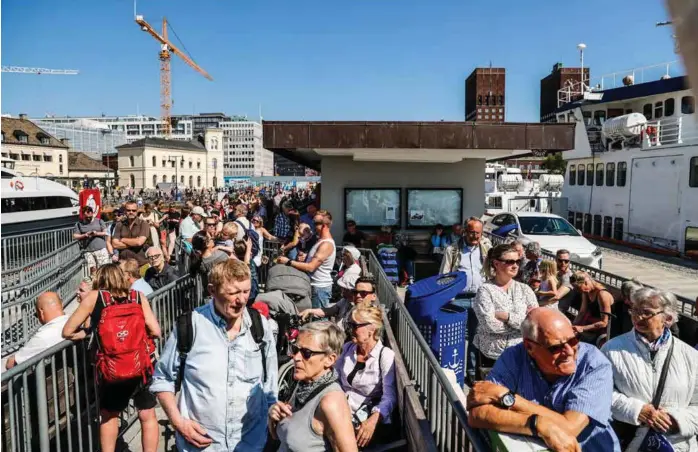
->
[551,62,698,258]
[1,157,80,236]
[484,163,566,216]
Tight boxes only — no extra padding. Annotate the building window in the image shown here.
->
[180,175,184,184]
[682,96,695,114]
[180,158,184,168]
[19,135,28,144]
[595,163,604,186]
[152,175,157,187]
[643,103,653,120]
[59,164,63,174]
[21,154,31,161]
[189,160,192,169]
[43,155,53,162]
[59,154,63,163]
[163,175,167,183]
[690,157,698,187]
[617,162,627,186]
[606,162,615,186]
[171,160,176,168]
[152,156,157,167]
[577,164,585,185]
[189,175,193,187]
[32,155,41,162]
[197,160,201,169]
[568,165,576,185]
[614,218,624,241]
[162,159,166,168]
[654,101,663,119]
[586,163,594,186]
[130,174,135,187]
[40,137,49,145]
[130,156,135,167]
[593,215,602,236]
[477,95,482,105]
[197,176,201,187]
[583,214,592,234]
[664,98,675,117]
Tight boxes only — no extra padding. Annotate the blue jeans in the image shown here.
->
[311,285,332,309]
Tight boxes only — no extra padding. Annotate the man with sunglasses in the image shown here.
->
[553,249,576,316]
[112,201,151,266]
[467,308,620,452]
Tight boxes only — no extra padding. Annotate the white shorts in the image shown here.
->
[84,248,111,271]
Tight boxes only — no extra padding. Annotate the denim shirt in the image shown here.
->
[151,301,278,452]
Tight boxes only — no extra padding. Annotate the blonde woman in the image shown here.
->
[536,260,559,309]
[336,306,397,448]
[571,271,614,344]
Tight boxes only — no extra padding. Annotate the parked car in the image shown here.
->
[483,211,603,268]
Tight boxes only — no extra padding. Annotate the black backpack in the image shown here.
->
[174,306,268,392]
[235,219,261,258]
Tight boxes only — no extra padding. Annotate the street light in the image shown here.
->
[577,43,587,89]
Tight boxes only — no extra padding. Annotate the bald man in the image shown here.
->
[6,292,69,369]
[467,308,620,452]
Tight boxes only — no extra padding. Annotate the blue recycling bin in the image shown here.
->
[406,272,468,386]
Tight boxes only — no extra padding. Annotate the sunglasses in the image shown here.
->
[125,209,138,213]
[529,334,579,354]
[205,223,217,227]
[557,259,570,263]
[347,321,371,330]
[352,290,374,297]
[289,344,326,360]
[314,221,324,226]
[497,259,522,266]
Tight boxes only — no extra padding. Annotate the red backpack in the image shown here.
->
[95,290,154,384]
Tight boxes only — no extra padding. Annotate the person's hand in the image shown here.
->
[276,256,289,265]
[300,309,319,321]
[537,416,581,452]
[268,402,293,430]
[173,418,213,449]
[572,325,585,334]
[356,412,380,447]
[638,403,657,426]
[466,381,509,409]
[111,254,119,263]
[494,311,509,323]
[646,408,674,433]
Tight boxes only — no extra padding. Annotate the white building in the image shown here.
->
[116,128,224,190]
[1,116,70,177]
[220,120,274,179]
[33,115,194,143]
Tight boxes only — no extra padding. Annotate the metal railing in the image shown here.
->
[1,273,206,452]
[484,232,697,317]
[1,227,76,273]
[2,241,82,296]
[367,251,489,452]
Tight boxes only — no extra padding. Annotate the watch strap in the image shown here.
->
[528,414,539,437]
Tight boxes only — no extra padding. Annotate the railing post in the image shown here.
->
[34,363,51,451]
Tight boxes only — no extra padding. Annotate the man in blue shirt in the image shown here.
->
[151,259,278,451]
[467,308,620,452]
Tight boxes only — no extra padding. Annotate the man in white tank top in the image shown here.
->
[276,210,336,309]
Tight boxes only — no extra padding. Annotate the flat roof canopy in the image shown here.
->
[263,121,575,170]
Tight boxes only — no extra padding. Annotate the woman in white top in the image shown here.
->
[602,288,698,452]
[336,306,397,449]
[472,243,538,370]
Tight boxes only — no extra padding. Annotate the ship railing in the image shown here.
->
[592,61,681,91]
[642,116,698,149]
[484,231,696,317]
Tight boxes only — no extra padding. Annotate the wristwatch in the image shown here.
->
[527,414,540,437]
[499,391,516,409]
[285,259,293,267]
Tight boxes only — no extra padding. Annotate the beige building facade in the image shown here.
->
[1,116,70,177]
[116,128,224,189]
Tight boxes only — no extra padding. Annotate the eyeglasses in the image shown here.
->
[557,258,570,263]
[497,259,522,266]
[125,209,138,213]
[289,344,326,360]
[353,290,374,297]
[529,334,579,354]
[205,223,217,227]
[347,321,371,330]
[629,309,664,320]
[147,254,163,260]
[314,221,324,226]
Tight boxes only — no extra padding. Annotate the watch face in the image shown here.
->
[502,393,516,408]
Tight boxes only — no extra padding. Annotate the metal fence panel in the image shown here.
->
[1,227,76,274]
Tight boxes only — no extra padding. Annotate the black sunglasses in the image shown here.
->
[497,259,522,266]
[289,344,326,360]
[529,334,579,354]
[347,321,371,330]
[205,223,217,227]
[557,258,570,263]
[352,290,374,297]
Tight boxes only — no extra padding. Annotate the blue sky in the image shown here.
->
[1,0,678,122]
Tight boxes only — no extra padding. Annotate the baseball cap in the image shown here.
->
[191,206,208,217]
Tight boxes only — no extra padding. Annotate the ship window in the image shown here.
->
[583,214,592,234]
[690,157,698,188]
[664,98,675,117]
[686,227,698,257]
[617,162,627,186]
[568,211,575,224]
[2,196,74,213]
[569,165,576,186]
[595,163,604,186]
[583,111,592,126]
[643,103,653,120]
[593,111,606,126]
[577,164,585,185]
[603,216,613,238]
[606,162,615,186]
[586,164,594,186]
[682,96,695,114]
[575,212,583,230]
[654,102,663,119]
[614,218,624,241]
[593,215,602,236]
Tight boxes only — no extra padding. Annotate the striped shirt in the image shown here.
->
[487,342,620,452]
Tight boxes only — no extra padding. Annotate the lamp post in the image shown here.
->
[577,43,587,90]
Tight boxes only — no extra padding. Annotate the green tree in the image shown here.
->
[540,152,567,174]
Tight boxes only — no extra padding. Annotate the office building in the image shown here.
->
[171,112,231,136]
[34,115,194,143]
[465,67,506,122]
[220,120,274,180]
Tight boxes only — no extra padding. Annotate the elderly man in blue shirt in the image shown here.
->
[151,259,278,451]
[467,308,620,452]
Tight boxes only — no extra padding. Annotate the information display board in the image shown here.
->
[406,188,463,228]
[344,188,401,228]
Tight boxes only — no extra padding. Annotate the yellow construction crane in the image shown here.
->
[135,15,213,136]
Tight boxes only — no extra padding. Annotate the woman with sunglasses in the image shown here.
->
[570,271,614,345]
[472,244,539,376]
[336,306,397,448]
[268,321,358,452]
[601,288,698,451]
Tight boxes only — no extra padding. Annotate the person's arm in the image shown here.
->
[73,224,89,241]
[553,283,571,301]
[139,295,162,339]
[259,227,276,241]
[279,241,333,273]
[318,391,359,452]
[472,287,510,334]
[91,220,108,237]
[62,291,97,340]
[244,238,252,264]
[282,228,300,253]
[578,291,613,332]
[573,294,588,325]
[5,355,17,370]
[374,351,397,421]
